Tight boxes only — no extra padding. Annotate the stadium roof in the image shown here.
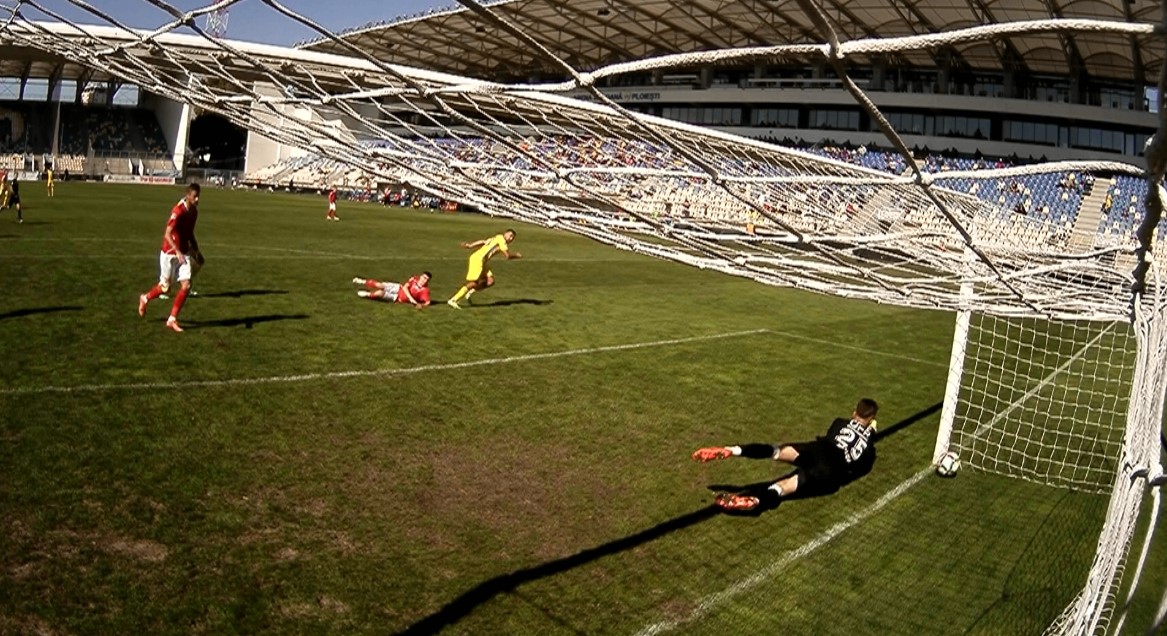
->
[302,0,1162,85]
[0,43,118,83]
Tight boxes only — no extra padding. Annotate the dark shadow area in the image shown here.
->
[396,505,720,635]
[0,234,17,239]
[182,313,309,329]
[6,220,51,226]
[467,298,553,308]
[0,305,82,320]
[399,403,944,633]
[195,289,289,299]
[1161,431,1166,453]
[872,401,942,442]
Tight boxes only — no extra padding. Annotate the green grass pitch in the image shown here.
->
[0,183,1163,635]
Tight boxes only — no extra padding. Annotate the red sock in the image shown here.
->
[364,279,381,289]
[144,285,164,301]
[169,286,190,319]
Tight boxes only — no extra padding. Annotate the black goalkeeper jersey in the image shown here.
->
[816,417,876,482]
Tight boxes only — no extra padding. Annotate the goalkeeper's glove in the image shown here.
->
[691,446,732,462]
[190,249,205,273]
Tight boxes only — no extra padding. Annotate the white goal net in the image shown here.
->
[1,0,1164,633]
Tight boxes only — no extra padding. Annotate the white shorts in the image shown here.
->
[328,202,336,211]
[158,251,192,291]
[377,282,401,302]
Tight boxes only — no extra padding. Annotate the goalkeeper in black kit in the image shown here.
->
[692,398,879,513]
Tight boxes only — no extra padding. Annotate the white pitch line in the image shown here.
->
[766,328,946,368]
[0,254,366,260]
[0,329,768,396]
[217,243,380,260]
[0,253,644,262]
[1,238,645,263]
[633,467,932,636]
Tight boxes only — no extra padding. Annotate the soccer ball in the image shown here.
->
[935,451,961,478]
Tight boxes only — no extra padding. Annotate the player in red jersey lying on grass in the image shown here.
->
[352,271,432,309]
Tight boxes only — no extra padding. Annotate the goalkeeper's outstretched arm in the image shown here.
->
[691,444,777,462]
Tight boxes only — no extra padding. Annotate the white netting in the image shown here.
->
[1043,303,1167,636]
[1,1,1165,634]
[950,315,1136,494]
[0,2,1159,321]
[203,2,227,39]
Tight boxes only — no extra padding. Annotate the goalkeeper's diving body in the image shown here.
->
[693,398,879,513]
[447,229,521,309]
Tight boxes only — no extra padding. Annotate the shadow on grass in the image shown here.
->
[183,313,309,329]
[7,220,50,226]
[467,298,553,308]
[872,401,942,443]
[396,505,719,636]
[0,305,83,320]
[195,289,289,299]
[397,403,943,634]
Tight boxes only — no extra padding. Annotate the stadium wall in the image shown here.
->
[143,92,191,171]
[243,83,309,176]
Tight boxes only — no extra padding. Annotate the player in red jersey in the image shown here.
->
[326,187,339,221]
[138,183,203,332]
[351,272,432,308]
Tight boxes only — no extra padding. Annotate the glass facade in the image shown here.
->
[660,106,742,126]
[751,107,798,127]
[809,109,859,130]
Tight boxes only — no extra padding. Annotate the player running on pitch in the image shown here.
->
[326,186,339,221]
[692,398,879,513]
[138,183,203,332]
[447,229,521,309]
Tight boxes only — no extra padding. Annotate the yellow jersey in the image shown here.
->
[471,234,510,262]
[46,169,53,184]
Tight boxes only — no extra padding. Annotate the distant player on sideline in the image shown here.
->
[692,398,879,513]
[447,229,521,309]
[138,183,203,332]
[46,168,54,197]
[326,187,339,221]
[352,272,432,308]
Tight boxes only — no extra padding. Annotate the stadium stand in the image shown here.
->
[0,101,175,176]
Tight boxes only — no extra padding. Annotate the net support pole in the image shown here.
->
[934,247,975,463]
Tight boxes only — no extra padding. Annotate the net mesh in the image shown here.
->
[0,1,1159,322]
[1,1,1165,634]
[951,315,1137,494]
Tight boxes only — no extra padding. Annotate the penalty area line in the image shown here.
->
[632,466,932,636]
[0,329,768,396]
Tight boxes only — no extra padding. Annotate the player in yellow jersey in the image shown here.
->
[0,174,9,209]
[447,229,521,309]
[45,168,53,197]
